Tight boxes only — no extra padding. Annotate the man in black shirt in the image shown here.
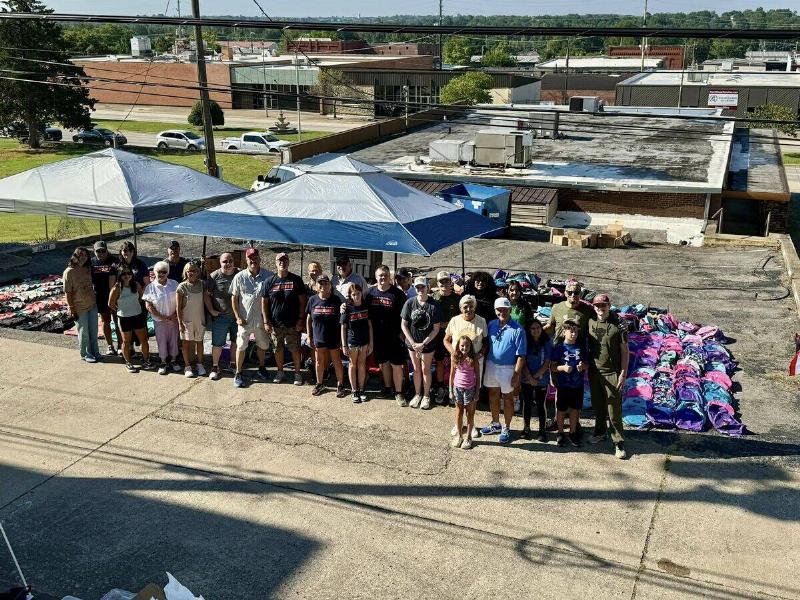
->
[165,240,189,283]
[262,252,307,385]
[91,240,119,355]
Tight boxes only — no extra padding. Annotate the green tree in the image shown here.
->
[0,0,94,148]
[751,103,798,138]
[153,33,175,54]
[709,38,751,59]
[443,36,472,66]
[481,44,517,68]
[440,72,493,106]
[187,100,225,128]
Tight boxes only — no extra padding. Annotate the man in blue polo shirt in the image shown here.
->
[481,297,527,444]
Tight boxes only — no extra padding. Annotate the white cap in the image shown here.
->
[494,297,512,309]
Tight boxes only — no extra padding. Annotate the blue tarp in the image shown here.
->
[146,169,502,256]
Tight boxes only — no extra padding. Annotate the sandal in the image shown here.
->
[312,383,325,396]
[336,384,347,398]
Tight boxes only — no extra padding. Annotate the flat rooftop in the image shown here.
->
[728,128,791,198]
[538,57,662,69]
[621,70,800,87]
[351,107,735,194]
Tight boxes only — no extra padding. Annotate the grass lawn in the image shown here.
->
[94,119,327,142]
[0,138,277,243]
[785,153,800,165]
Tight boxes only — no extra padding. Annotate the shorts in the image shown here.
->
[373,334,407,366]
[211,314,238,347]
[347,343,369,352]
[313,338,341,350]
[433,329,448,361]
[454,386,476,407]
[556,386,583,412]
[236,324,270,351]
[181,320,205,342]
[119,312,147,333]
[484,361,516,394]
[271,324,301,353]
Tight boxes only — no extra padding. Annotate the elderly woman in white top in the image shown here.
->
[143,260,181,375]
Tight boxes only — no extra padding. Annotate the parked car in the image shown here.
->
[156,130,205,151]
[250,164,304,191]
[72,128,126,147]
[1,121,62,142]
[221,132,290,154]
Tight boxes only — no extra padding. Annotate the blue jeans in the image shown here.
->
[76,304,100,360]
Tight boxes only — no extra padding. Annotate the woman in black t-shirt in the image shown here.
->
[340,283,373,404]
[401,277,442,410]
[306,275,346,398]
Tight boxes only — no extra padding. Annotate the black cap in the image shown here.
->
[335,256,350,266]
[169,240,180,249]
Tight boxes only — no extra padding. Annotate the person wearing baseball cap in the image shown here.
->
[395,268,416,299]
[90,239,120,356]
[229,247,274,388]
[546,279,594,345]
[332,255,367,300]
[262,251,307,386]
[587,293,628,459]
[481,296,527,444]
[165,240,189,283]
[433,271,461,405]
[401,276,442,410]
[305,273,346,397]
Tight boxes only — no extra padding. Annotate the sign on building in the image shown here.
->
[707,89,739,109]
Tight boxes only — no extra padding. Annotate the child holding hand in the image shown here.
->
[450,334,480,450]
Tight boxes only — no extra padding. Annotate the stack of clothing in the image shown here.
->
[0,275,74,333]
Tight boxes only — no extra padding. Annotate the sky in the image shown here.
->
[42,1,799,18]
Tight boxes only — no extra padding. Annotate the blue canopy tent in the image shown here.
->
[145,169,502,268]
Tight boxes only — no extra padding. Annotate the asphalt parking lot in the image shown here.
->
[1,234,799,599]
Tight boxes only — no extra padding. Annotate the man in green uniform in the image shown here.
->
[587,293,629,459]
[546,279,595,345]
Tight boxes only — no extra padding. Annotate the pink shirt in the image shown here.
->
[454,360,477,389]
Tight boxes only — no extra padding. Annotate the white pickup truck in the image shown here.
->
[220,131,290,153]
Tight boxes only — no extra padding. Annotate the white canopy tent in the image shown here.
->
[0,148,245,224]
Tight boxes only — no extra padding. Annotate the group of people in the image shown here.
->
[63,241,628,458]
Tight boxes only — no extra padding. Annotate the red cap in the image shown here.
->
[276,252,289,261]
[245,248,259,258]
[592,293,611,305]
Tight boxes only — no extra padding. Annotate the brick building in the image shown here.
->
[539,73,629,105]
[285,39,370,54]
[608,45,685,70]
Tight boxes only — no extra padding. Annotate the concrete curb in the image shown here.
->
[778,233,800,317]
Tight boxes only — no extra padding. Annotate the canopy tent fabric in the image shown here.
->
[293,153,383,174]
[146,170,503,256]
[0,148,245,223]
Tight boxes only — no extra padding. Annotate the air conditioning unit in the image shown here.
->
[568,96,602,112]
[428,139,474,164]
[473,130,531,168]
[526,111,560,139]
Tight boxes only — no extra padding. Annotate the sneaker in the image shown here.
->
[312,383,325,396]
[557,433,567,447]
[293,372,303,386]
[461,437,473,450]
[352,392,361,404]
[395,392,408,407]
[125,362,139,374]
[171,362,182,372]
[273,370,285,384]
[536,430,548,443]
[106,347,117,356]
[420,396,432,410]
[195,363,206,377]
[209,366,221,381]
[450,435,463,448]
[336,384,347,398]
[480,422,502,436]
[589,433,607,445]
[409,394,422,409]
[615,442,627,459]
[234,372,245,388]
[568,433,580,447]
[141,360,152,370]
[158,363,169,376]
[450,424,459,436]
[359,390,368,402]
[499,428,511,444]
[257,366,269,381]
[472,427,482,439]
[520,427,533,441]
[435,387,447,404]
[185,366,196,378]
[83,356,97,364]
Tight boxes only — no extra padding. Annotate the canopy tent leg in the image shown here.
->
[43,215,48,241]
[300,245,304,275]
[394,252,398,273]
[201,236,208,276]
[461,242,465,277]
[133,222,137,248]
[202,236,207,258]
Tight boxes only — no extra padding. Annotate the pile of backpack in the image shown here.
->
[0,275,74,334]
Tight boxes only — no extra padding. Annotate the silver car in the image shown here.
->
[156,130,206,151]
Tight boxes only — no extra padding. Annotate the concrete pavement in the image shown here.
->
[1,239,799,599]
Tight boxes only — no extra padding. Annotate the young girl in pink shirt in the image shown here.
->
[449,334,480,449]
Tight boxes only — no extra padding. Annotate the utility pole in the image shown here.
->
[438,0,443,70]
[294,50,303,134]
[640,0,648,72]
[191,0,218,177]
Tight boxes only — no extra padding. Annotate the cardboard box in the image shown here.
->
[568,237,589,248]
[588,233,599,249]
[566,228,588,239]
[604,223,624,237]
[550,227,565,242]
[598,234,618,249]
[551,235,569,246]
[231,249,245,268]
[204,255,221,274]
[620,232,632,245]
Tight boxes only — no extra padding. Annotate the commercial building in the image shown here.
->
[536,57,663,74]
[608,45,685,70]
[701,52,796,72]
[616,71,800,117]
[539,73,628,104]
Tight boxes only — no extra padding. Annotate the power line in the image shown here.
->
[0,13,799,40]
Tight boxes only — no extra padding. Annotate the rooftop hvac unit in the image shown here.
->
[687,71,709,83]
[473,130,532,168]
[568,96,602,112]
[428,139,475,164]
[526,111,560,139]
